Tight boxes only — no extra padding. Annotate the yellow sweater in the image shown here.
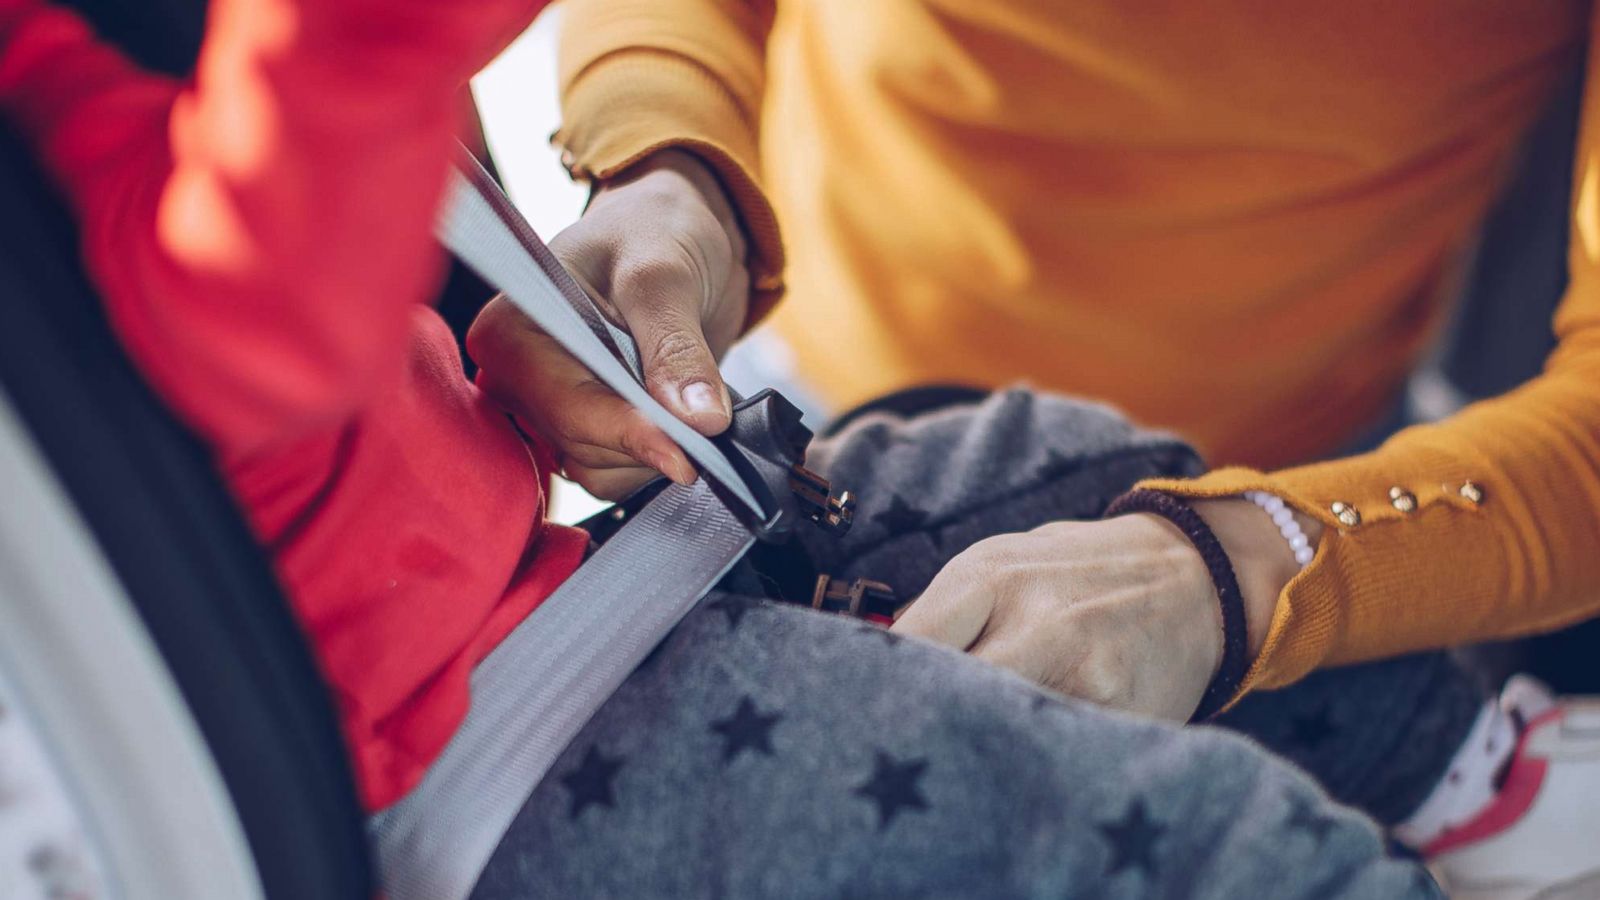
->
[556,1,1600,697]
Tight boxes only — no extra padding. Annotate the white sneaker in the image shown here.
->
[1425,677,1600,900]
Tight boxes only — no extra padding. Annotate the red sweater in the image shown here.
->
[0,0,587,810]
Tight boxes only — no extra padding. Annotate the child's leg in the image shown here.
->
[472,595,1435,899]
[794,387,1482,828]
[1213,654,1482,826]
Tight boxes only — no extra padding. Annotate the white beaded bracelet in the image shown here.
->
[1243,490,1315,568]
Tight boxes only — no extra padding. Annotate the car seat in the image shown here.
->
[0,2,374,894]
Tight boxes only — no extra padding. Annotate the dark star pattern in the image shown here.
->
[875,494,937,543]
[1038,448,1083,481]
[1098,800,1165,877]
[1289,707,1337,750]
[857,426,912,454]
[707,596,754,632]
[857,622,902,646]
[710,696,783,763]
[561,744,625,820]
[854,750,930,830]
[1284,793,1338,844]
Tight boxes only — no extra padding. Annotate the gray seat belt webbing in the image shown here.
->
[370,480,753,900]
[438,152,759,517]
[369,149,763,900]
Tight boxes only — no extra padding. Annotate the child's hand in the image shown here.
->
[467,149,750,500]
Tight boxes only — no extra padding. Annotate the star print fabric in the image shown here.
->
[790,388,1206,599]
[788,387,1480,828]
[467,389,1439,899]
[471,594,1434,898]
[1214,650,1483,825]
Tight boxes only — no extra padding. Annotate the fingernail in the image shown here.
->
[681,382,721,418]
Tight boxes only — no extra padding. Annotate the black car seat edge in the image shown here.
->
[0,10,372,898]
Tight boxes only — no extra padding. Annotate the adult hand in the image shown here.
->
[467,149,750,499]
[893,499,1317,720]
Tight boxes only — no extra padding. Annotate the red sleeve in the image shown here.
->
[0,0,547,460]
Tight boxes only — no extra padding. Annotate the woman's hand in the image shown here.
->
[893,499,1315,720]
[467,149,750,499]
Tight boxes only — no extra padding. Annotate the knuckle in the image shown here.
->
[548,410,590,445]
[610,426,640,460]
[613,253,695,304]
[613,420,654,462]
[950,536,999,568]
[645,327,710,374]
[961,535,1027,578]
[547,219,603,265]
[1061,645,1133,708]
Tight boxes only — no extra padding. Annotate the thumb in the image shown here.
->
[613,260,733,436]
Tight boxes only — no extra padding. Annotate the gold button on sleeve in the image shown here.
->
[1330,501,1362,527]
[1388,487,1416,513]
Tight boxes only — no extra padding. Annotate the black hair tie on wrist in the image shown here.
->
[1102,488,1249,722]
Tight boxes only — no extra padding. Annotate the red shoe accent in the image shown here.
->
[1423,708,1564,857]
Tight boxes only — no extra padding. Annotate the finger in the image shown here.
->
[502,412,662,501]
[891,575,995,651]
[609,253,732,436]
[558,438,655,473]
[969,633,1056,688]
[559,459,662,502]
[474,317,697,485]
[530,377,697,486]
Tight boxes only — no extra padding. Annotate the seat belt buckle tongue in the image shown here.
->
[788,465,854,535]
[716,388,854,542]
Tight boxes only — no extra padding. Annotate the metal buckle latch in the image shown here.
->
[787,465,854,536]
[715,389,854,541]
[810,575,900,620]
[578,388,855,549]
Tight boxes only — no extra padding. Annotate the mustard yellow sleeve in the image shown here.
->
[554,0,784,320]
[1142,13,1600,700]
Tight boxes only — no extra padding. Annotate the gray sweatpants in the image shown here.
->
[472,389,1455,898]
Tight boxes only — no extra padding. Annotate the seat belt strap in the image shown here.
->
[437,149,761,517]
[369,480,752,900]
[370,148,795,900]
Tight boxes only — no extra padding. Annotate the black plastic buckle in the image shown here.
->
[711,388,855,542]
[578,388,854,547]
